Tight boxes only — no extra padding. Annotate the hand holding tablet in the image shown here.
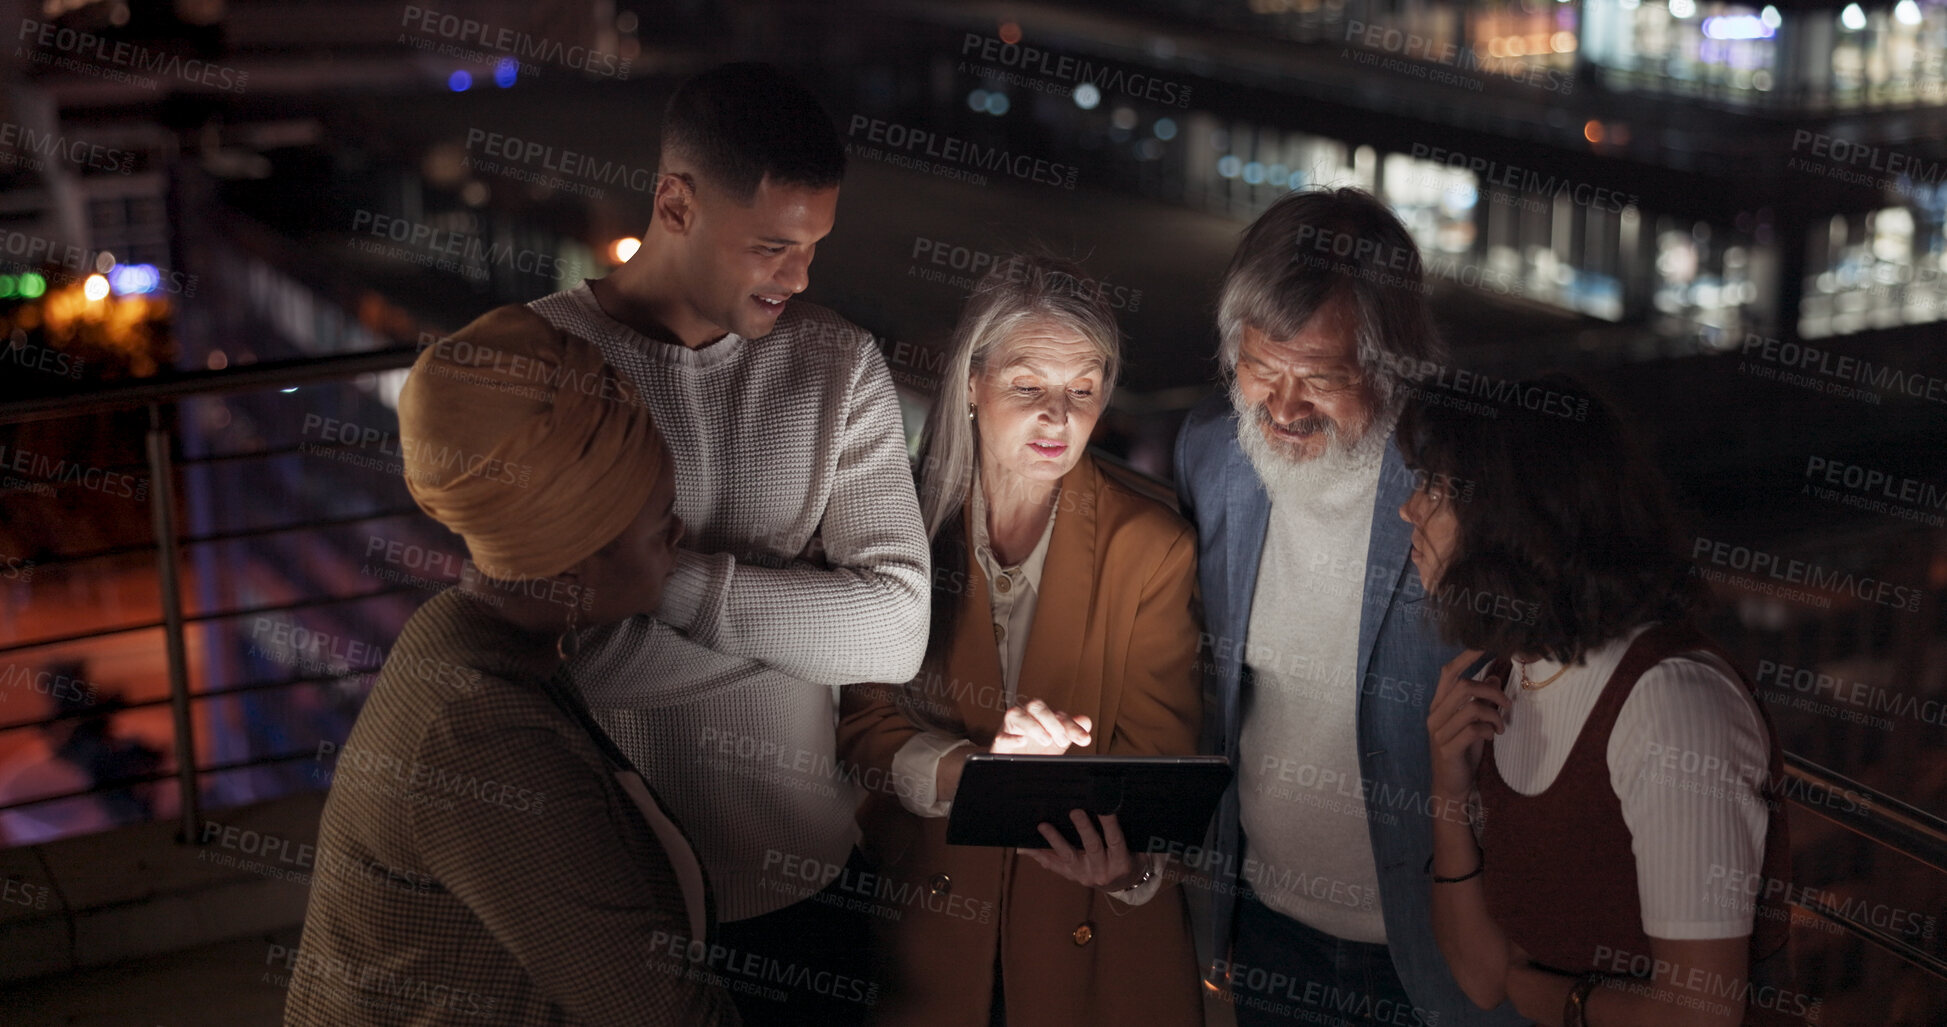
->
[1022,810,1151,892]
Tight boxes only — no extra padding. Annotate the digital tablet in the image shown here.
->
[945,754,1232,851]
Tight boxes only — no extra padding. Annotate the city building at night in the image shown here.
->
[0,1,1939,1024]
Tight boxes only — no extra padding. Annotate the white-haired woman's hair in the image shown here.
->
[912,254,1122,540]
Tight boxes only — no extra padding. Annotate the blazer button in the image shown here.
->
[1072,922,1094,946]
[927,873,952,896]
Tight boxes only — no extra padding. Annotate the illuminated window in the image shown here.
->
[1653,217,1772,346]
[1182,114,1370,218]
[1381,152,1479,257]
[1584,0,1947,109]
[1800,198,1947,338]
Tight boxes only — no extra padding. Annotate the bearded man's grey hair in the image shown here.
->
[1215,186,1446,410]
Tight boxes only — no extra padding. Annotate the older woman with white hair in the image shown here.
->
[838,255,1205,1027]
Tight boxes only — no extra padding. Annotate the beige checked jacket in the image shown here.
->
[284,589,736,1025]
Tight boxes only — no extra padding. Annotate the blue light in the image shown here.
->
[1242,161,1266,184]
[493,58,518,88]
[1701,14,1774,38]
[107,264,161,295]
[1153,117,1178,141]
[1217,155,1242,179]
[448,70,472,92]
[968,89,990,112]
[985,92,1011,116]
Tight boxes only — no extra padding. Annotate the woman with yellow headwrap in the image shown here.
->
[284,307,737,1026]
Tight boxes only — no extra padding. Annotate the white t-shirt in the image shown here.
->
[1487,623,1771,940]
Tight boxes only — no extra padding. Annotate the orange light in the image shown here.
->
[999,21,1022,44]
[1584,120,1605,144]
[610,237,641,264]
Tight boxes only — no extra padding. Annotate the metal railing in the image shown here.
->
[1779,752,1947,980]
[1,344,421,843]
[1,348,1944,988]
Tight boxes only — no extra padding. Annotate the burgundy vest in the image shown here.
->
[1478,623,1793,1008]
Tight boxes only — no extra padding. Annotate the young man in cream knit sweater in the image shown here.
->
[451,63,929,1024]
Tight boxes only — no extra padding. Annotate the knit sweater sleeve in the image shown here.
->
[654,334,930,686]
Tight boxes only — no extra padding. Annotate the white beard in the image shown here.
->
[1230,381,1394,499]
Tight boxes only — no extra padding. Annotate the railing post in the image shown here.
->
[146,403,200,842]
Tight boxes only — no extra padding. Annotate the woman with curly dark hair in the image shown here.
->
[1396,372,1799,1027]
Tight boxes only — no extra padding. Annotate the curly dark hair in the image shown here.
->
[1394,371,1706,663]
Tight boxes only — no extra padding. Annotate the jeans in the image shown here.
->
[1228,882,1424,1027]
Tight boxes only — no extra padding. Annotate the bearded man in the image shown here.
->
[1173,187,1524,1027]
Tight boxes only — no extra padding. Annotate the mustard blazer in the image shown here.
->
[837,454,1205,1027]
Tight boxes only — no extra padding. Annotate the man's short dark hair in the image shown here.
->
[661,62,845,203]
[1396,371,1707,663]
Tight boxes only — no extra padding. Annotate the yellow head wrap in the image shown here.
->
[397,306,661,582]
